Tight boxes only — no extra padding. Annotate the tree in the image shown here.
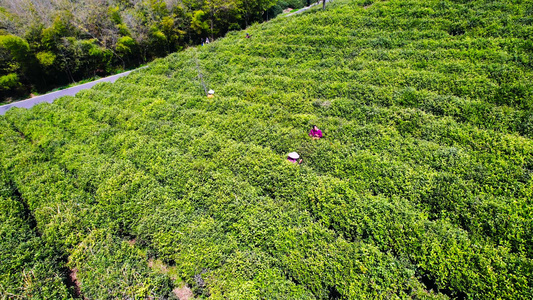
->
[190,10,209,37]
[0,73,20,92]
[40,12,77,83]
[203,0,237,40]
[0,34,32,76]
[0,34,36,94]
[0,34,31,65]
[0,7,18,35]
[238,0,276,27]
[64,0,123,65]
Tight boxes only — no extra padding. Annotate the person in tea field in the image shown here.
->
[308,125,323,139]
[287,152,303,164]
[246,33,252,38]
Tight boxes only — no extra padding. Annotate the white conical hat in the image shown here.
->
[288,152,299,159]
[208,89,215,94]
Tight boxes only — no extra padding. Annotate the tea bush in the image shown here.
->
[1,0,532,298]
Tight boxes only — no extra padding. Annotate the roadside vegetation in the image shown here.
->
[0,0,306,102]
[0,0,532,298]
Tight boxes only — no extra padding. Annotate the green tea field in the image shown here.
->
[1,0,532,298]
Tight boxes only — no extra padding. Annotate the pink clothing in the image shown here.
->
[309,128,323,138]
[287,157,298,163]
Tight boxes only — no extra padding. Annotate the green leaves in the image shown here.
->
[0,35,30,62]
[1,0,533,298]
[191,10,210,35]
[68,229,174,299]
[0,73,20,91]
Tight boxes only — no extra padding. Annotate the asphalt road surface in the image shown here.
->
[0,70,136,115]
[285,0,333,16]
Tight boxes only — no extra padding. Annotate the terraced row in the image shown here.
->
[1,0,532,298]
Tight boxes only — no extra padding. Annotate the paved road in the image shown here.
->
[0,70,138,115]
[285,0,333,16]
[0,3,329,116]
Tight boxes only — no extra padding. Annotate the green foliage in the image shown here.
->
[0,0,296,102]
[0,34,36,97]
[1,0,533,299]
[191,10,210,35]
[116,36,136,54]
[0,167,72,299]
[41,13,75,50]
[108,6,122,24]
[0,35,30,62]
[36,51,56,67]
[68,229,174,299]
[0,73,20,90]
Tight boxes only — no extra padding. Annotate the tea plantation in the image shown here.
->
[1,0,532,298]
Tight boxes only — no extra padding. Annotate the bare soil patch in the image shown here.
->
[173,286,194,300]
[67,268,83,298]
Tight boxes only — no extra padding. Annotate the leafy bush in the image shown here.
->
[68,230,174,299]
[0,168,72,299]
[1,0,532,299]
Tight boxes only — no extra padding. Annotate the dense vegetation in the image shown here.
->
[1,0,532,298]
[0,0,305,102]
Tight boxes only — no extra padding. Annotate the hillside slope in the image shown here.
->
[1,0,532,298]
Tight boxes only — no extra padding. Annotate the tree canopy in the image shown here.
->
[0,0,305,101]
